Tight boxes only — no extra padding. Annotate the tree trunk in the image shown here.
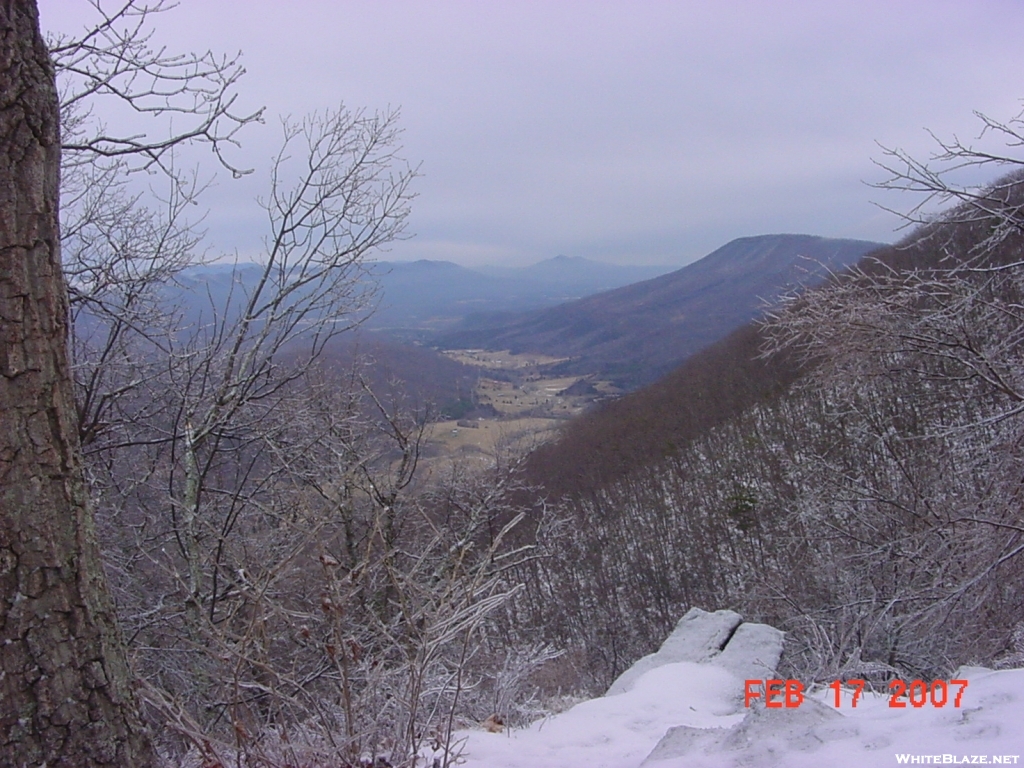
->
[0,2,156,764]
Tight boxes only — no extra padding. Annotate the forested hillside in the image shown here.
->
[509,171,1024,692]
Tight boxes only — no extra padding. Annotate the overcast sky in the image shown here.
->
[39,1,1024,267]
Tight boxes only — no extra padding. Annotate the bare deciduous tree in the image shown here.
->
[874,103,1024,254]
[50,0,260,178]
[33,7,563,764]
[48,0,263,449]
[0,2,155,763]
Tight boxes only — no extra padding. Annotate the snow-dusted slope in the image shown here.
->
[447,609,1024,768]
[451,660,745,768]
[642,666,1024,767]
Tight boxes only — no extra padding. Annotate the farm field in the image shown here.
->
[417,349,621,465]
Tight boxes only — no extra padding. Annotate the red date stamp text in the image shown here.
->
[744,678,969,709]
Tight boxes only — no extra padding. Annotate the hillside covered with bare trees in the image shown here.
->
[512,167,1024,694]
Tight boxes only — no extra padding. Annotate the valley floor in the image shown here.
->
[420,348,620,463]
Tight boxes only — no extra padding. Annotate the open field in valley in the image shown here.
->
[417,349,621,466]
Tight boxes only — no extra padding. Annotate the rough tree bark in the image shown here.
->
[0,2,155,764]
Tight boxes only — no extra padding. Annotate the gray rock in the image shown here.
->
[714,621,786,683]
[603,606,806,766]
[606,608,743,696]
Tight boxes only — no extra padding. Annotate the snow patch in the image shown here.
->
[448,612,1024,768]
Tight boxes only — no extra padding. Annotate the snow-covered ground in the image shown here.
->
[442,610,1024,768]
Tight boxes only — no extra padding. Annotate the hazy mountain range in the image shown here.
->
[364,256,671,334]
[165,255,667,336]
[164,234,885,392]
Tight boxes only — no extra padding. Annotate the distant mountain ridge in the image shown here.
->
[366,256,671,333]
[435,234,886,389]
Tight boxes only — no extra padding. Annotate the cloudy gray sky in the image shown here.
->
[39,1,1024,267]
